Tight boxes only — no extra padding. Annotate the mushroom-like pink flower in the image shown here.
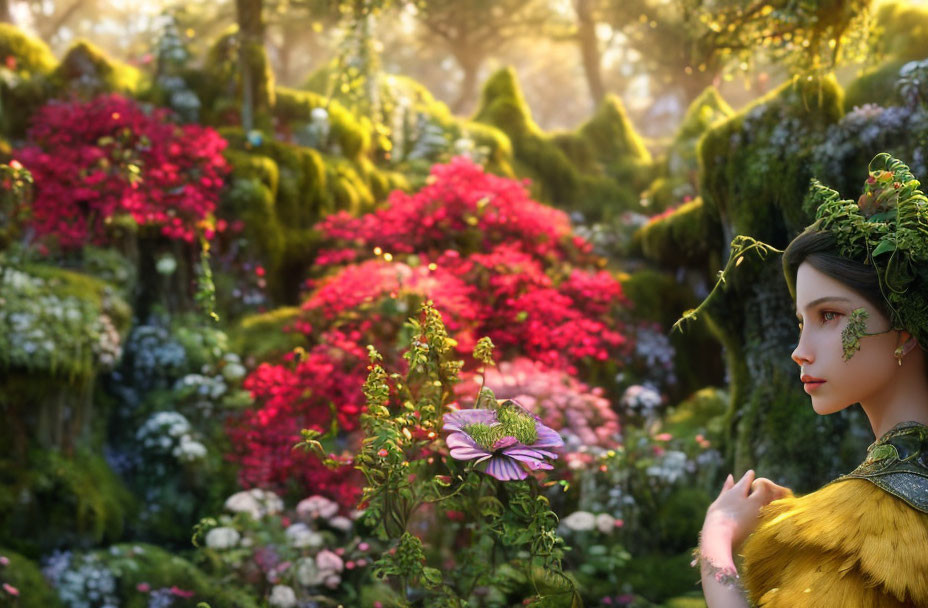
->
[443,400,563,481]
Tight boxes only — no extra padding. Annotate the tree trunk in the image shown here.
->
[236,0,265,131]
[575,0,605,110]
[452,54,482,116]
[0,0,13,24]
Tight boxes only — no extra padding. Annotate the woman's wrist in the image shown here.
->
[694,523,739,586]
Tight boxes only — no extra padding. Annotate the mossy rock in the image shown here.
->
[698,74,844,244]
[0,24,57,139]
[228,306,305,363]
[0,262,131,382]
[631,197,719,268]
[843,59,907,111]
[0,548,61,607]
[274,85,370,161]
[52,39,144,98]
[0,448,136,556]
[474,68,647,219]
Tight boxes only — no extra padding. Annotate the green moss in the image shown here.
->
[52,40,143,97]
[698,74,843,243]
[675,87,734,144]
[843,59,907,111]
[275,86,370,161]
[0,262,131,381]
[661,387,728,440]
[632,197,719,267]
[0,448,135,556]
[474,68,647,220]
[873,0,928,62]
[0,24,56,76]
[0,548,61,607]
[229,307,305,362]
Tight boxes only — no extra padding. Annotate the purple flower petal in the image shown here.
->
[443,409,497,432]
[446,431,492,461]
[492,436,520,450]
[502,447,548,462]
[532,424,565,448]
[483,455,528,481]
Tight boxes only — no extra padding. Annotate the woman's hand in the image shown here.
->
[701,470,792,557]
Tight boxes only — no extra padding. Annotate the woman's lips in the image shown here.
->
[803,380,826,393]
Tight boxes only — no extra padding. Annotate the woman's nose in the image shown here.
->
[791,331,812,366]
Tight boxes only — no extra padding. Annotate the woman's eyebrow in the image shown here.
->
[795,296,851,318]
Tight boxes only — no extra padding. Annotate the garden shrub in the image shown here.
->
[199,26,275,130]
[228,307,304,363]
[0,25,57,139]
[0,548,61,607]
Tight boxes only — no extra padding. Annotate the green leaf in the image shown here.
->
[872,239,896,257]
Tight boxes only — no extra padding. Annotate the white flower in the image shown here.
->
[311,107,328,122]
[296,495,339,520]
[328,516,352,532]
[222,362,246,382]
[205,526,240,550]
[173,436,207,462]
[224,488,284,519]
[285,523,323,549]
[156,255,177,275]
[595,513,615,534]
[296,557,325,586]
[562,511,596,532]
[324,574,341,589]
[268,584,297,608]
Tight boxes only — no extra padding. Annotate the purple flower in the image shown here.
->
[443,400,563,481]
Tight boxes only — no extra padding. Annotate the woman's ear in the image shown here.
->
[900,330,919,355]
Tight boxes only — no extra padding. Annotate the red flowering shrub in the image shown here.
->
[15,94,228,250]
[232,157,633,505]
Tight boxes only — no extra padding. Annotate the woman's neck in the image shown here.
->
[859,361,928,439]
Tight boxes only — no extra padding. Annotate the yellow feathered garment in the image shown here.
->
[740,478,928,607]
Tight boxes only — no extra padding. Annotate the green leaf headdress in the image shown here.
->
[674,153,928,360]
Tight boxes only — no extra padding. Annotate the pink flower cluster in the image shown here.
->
[231,157,632,505]
[15,94,228,250]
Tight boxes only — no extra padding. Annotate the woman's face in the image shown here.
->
[791,261,900,415]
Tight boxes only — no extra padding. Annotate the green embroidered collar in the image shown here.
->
[831,420,928,513]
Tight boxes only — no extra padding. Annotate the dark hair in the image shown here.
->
[782,228,891,320]
[783,227,928,376]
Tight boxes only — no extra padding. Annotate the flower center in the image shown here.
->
[463,404,538,451]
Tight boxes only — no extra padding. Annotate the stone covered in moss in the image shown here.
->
[474,68,649,220]
[686,75,873,490]
[631,197,720,268]
[0,24,58,138]
[0,449,135,556]
[229,307,304,363]
[52,40,144,98]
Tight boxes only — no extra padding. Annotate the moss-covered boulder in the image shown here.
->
[52,40,144,98]
[0,262,131,451]
[0,448,135,556]
[0,24,58,138]
[474,68,649,220]
[689,74,871,491]
[0,548,61,607]
[631,198,720,268]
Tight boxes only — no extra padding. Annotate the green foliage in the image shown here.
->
[844,59,907,110]
[474,68,648,220]
[871,0,928,63]
[344,302,578,605]
[275,85,371,161]
[0,448,135,556]
[52,40,144,98]
[229,307,305,362]
[0,24,56,75]
[0,548,61,607]
[661,388,728,442]
[0,25,56,138]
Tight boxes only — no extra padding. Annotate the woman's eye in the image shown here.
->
[821,311,840,323]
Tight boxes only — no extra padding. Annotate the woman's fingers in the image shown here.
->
[734,469,755,496]
[721,473,734,492]
[748,478,791,505]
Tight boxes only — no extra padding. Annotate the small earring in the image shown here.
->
[895,344,905,367]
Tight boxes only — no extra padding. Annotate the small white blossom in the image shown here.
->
[296,495,339,520]
[205,526,240,550]
[595,513,615,534]
[285,523,323,548]
[268,584,297,608]
[562,511,596,532]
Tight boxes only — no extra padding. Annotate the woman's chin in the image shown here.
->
[810,397,848,415]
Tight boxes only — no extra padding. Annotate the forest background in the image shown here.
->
[2,0,928,607]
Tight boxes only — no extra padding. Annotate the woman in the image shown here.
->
[684,154,928,607]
